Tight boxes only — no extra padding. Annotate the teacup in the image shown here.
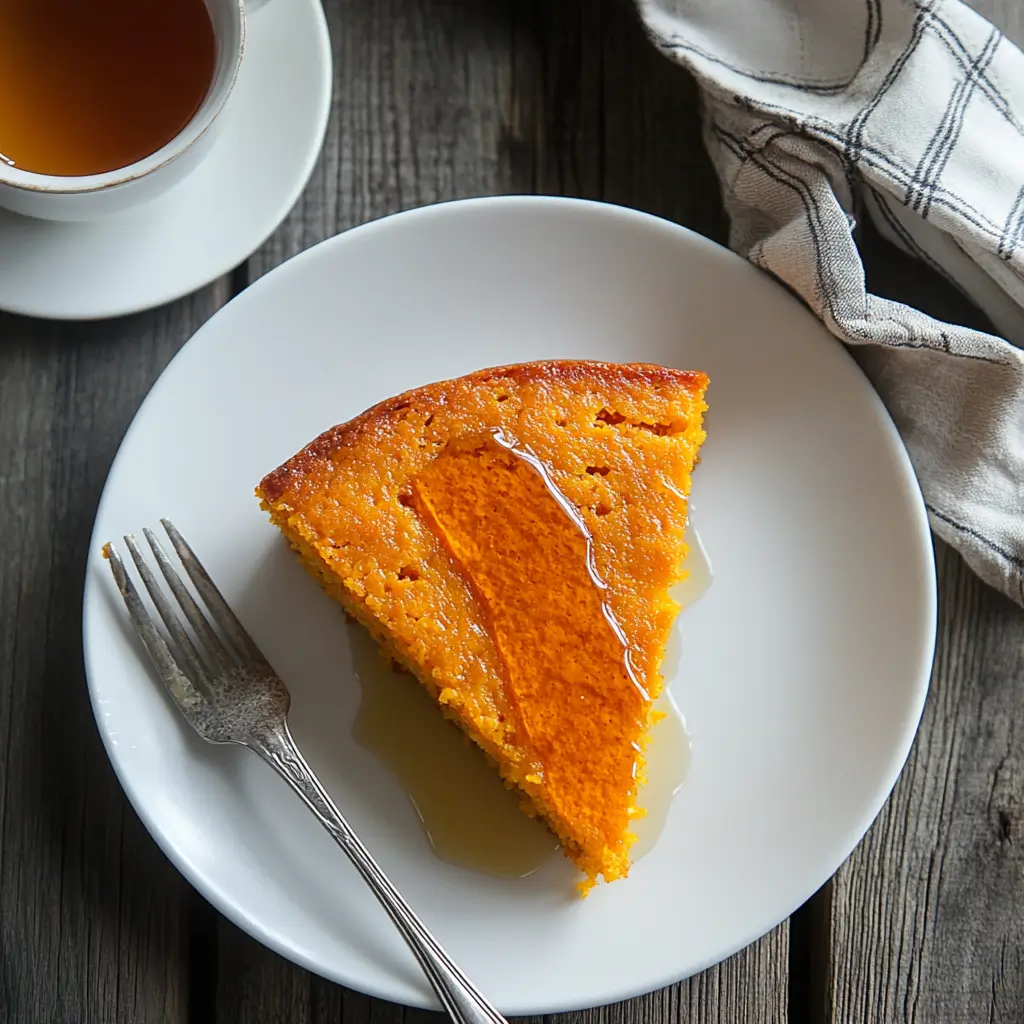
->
[0,0,249,222]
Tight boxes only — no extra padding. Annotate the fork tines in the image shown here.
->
[105,519,267,704]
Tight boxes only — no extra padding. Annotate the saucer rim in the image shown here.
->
[0,0,332,321]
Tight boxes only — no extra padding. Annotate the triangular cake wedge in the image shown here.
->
[256,360,708,892]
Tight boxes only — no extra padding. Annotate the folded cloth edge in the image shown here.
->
[635,0,1024,608]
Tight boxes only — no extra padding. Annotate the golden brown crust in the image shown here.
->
[257,360,708,504]
[255,357,709,892]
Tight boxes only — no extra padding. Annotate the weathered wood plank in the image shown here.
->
[599,6,727,243]
[220,0,528,1016]
[827,539,1024,1023]
[245,0,533,281]
[214,0,785,1022]
[814,0,1024,1012]
[217,925,787,1024]
[822,0,1024,984]
[795,4,1024,1016]
[0,283,230,1023]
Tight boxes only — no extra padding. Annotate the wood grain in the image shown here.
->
[8,0,1020,1022]
[829,8,1024,1012]
[215,920,787,1024]
[0,285,230,1023]
[214,0,784,1022]
[816,126,1024,1015]
[826,540,1024,1023]
[798,3,1024,1018]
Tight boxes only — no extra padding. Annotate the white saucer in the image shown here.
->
[0,0,331,321]
[83,198,936,1013]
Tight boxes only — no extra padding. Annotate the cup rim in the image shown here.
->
[0,0,245,196]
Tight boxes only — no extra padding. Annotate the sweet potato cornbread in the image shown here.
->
[256,360,708,892]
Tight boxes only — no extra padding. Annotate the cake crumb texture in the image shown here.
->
[256,359,708,892]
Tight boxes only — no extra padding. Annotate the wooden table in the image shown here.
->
[2,1,1022,1021]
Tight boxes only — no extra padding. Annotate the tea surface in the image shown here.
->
[0,0,217,176]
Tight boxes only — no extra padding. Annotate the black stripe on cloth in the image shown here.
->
[652,32,854,93]
[845,0,934,166]
[801,120,865,213]
[840,147,1006,244]
[702,3,1018,246]
[913,28,1000,217]
[739,122,861,215]
[870,0,883,51]
[688,23,1015,247]
[948,235,1024,303]
[715,125,924,337]
[748,122,779,142]
[654,0,1021,250]
[926,502,1024,572]
[928,6,1024,136]
[714,125,1017,366]
[864,334,1011,364]
[715,127,747,162]
[712,125,850,330]
[868,185,961,286]
[739,93,1015,245]
[736,95,1011,246]
[905,67,962,212]
[863,0,883,68]
[998,186,1024,261]
[921,30,1001,217]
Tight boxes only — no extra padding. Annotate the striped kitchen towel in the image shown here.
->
[636,0,1024,607]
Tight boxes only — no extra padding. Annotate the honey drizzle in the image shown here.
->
[489,427,650,703]
[351,525,711,878]
[349,623,559,878]
[352,433,712,880]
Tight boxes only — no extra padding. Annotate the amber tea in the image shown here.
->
[0,0,217,177]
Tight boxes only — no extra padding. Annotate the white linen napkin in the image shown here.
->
[635,0,1024,607]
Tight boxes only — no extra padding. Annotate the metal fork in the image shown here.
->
[105,519,507,1024]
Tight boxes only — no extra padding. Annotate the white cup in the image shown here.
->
[0,0,247,222]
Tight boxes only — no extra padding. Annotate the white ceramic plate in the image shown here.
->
[83,197,936,1014]
[0,0,331,320]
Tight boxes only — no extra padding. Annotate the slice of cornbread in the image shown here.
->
[256,360,708,892]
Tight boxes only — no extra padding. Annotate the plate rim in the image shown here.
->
[82,194,938,1013]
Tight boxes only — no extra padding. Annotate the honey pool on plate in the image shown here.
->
[351,527,712,879]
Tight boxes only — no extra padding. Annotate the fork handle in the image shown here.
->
[250,723,509,1024]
